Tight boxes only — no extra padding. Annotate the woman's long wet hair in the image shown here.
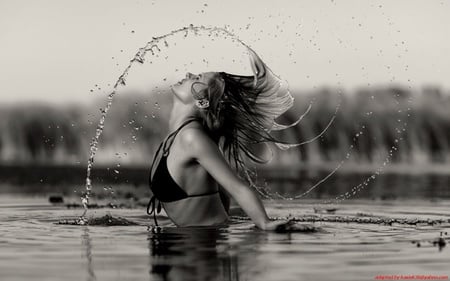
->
[192,48,297,181]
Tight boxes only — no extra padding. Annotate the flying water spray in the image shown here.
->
[78,21,413,224]
[249,7,415,205]
[79,24,313,223]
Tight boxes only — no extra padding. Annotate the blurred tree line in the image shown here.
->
[0,85,449,167]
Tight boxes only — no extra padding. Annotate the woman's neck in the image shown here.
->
[169,99,197,130]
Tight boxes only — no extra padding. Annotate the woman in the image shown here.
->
[147,48,300,230]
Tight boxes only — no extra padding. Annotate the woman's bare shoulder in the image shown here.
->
[179,122,211,143]
[178,123,215,152]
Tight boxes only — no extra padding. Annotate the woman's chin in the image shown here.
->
[170,86,180,96]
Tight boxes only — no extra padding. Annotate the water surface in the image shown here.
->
[1,195,449,281]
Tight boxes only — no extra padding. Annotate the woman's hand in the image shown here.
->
[261,219,316,233]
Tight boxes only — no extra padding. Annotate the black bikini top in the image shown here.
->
[147,118,218,225]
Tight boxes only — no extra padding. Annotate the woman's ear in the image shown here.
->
[191,82,209,100]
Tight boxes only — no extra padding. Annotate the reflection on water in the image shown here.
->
[79,224,253,281]
[81,227,96,281]
[0,199,449,281]
[148,227,245,281]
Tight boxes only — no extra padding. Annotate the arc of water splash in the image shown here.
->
[79,24,288,218]
[274,98,407,202]
[322,98,413,205]
[321,14,416,205]
[295,160,346,199]
[325,144,398,204]
[252,99,317,199]
[278,12,415,204]
[252,88,387,201]
[257,91,355,200]
[79,23,410,216]
[246,168,288,200]
[235,24,410,203]
[274,100,340,151]
[251,80,412,202]
[258,128,367,201]
[271,101,313,131]
[247,96,337,201]
[264,90,412,203]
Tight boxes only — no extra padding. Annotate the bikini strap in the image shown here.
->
[161,117,200,156]
[147,117,200,225]
[148,117,199,182]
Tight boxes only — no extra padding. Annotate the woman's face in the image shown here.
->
[171,72,217,103]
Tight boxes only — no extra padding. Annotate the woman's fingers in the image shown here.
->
[275,223,317,233]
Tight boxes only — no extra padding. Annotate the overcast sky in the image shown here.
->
[1,0,449,104]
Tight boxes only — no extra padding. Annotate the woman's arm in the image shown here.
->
[180,127,271,229]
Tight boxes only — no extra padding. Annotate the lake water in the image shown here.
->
[1,193,449,281]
